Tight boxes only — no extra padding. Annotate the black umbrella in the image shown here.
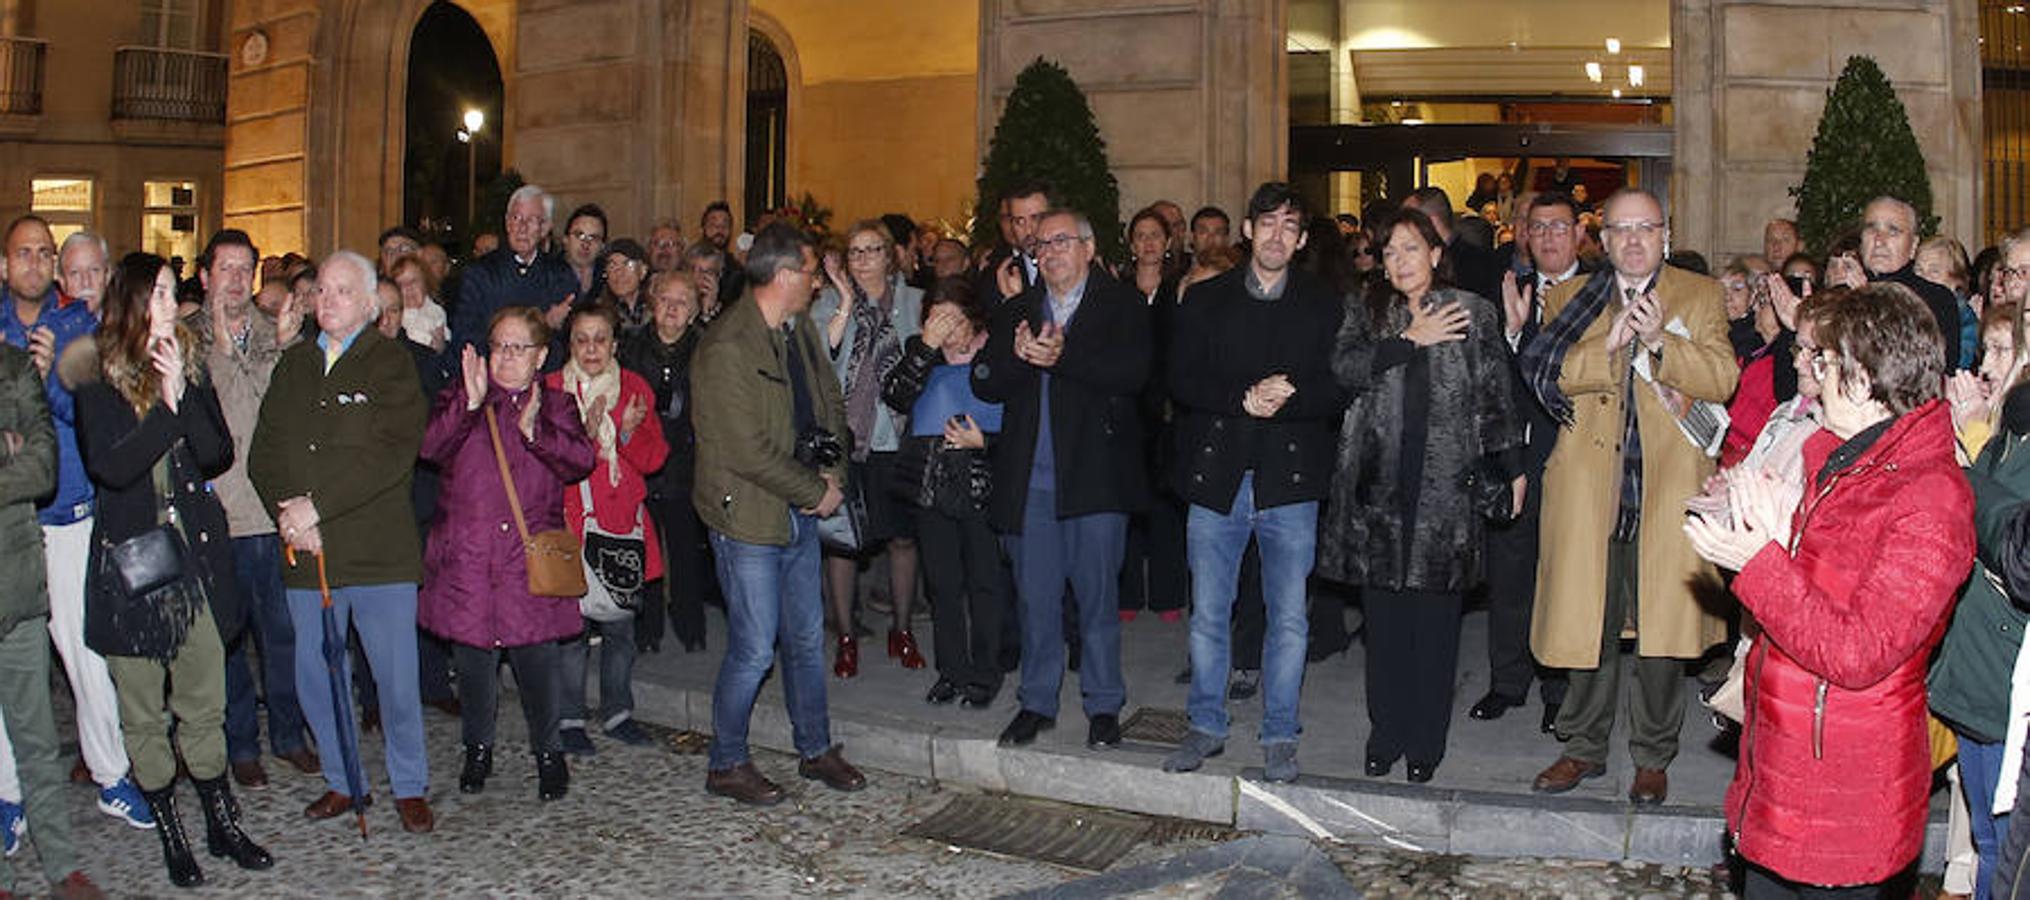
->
[289,546,370,840]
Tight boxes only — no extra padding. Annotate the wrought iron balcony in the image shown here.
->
[0,37,46,116]
[112,46,226,124]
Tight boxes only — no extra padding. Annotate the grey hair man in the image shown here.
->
[449,184,578,359]
[1857,196,1961,371]
[55,232,108,318]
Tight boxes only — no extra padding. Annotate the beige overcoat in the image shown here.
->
[1529,264,1738,668]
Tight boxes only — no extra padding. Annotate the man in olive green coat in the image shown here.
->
[0,341,102,895]
[692,222,863,806]
[248,250,433,833]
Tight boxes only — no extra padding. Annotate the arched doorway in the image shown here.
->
[745,30,789,224]
[403,1,503,248]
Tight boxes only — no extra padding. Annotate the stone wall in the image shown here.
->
[1672,0,1982,260]
[978,0,1287,226]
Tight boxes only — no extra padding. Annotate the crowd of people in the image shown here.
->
[0,167,2024,898]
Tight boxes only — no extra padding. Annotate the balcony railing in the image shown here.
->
[0,38,46,116]
[112,46,226,124]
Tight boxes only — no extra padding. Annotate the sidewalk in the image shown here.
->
[630,603,1948,869]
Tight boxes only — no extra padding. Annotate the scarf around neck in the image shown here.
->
[562,358,623,486]
[842,276,904,460]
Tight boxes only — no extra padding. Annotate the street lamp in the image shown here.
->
[457,108,485,234]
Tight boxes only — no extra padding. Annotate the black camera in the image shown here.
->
[794,428,847,470]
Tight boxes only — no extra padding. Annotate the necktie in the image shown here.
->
[323,341,342,374]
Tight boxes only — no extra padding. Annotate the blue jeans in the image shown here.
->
[287,583,429,799]
[559,614,638,730]
[1963,735,2012,900]
[223,534,309,760]
[1185,473,1315,743]
[1004,490,1127,720]
[708,514,830,770]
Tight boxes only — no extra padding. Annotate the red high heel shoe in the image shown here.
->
[834,635,859,679]
[895,629,926,670]
[886,628,905,660]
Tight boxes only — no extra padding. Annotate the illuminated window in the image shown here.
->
[31,177,93,244]
[142,179,198,268]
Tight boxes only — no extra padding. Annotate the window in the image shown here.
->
[31,176,91,244]
[138,0,199,50]
[141,179,197,267]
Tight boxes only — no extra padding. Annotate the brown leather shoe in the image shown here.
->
[797,746,867,792]
[231,758,268,789]
[277,747,321,775]
[1531,756,1607,794]
[1629,767,1669,805]
[395,797,434,834]
[304,790,368,819]
[705,762,784,806]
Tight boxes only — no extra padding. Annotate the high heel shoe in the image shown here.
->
[895,630,926,669]
[886,629,905,660]
[834,635,859,679]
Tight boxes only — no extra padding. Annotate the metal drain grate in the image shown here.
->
[902,794,1153,872]
[1118,706,1192,746]
[635,720,709,755]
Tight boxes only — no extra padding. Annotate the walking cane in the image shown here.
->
[285,545,372,841]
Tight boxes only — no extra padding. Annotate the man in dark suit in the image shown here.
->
[978,180,1053,304]
[448,184,579,366]
[973,208,1150,751]
[1472,191,1588,733]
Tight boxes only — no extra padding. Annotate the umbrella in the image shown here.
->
[287,546,370,841]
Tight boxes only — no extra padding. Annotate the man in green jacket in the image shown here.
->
[248,250,433,834]
[0,341,102,897]
[693,222,863,806]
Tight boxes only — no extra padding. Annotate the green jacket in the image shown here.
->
[0,344,53,634]
[692,292,848,546]
[1931,427,2030,744]
[248,329,427,589]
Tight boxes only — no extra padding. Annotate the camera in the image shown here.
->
[794,428,847,470]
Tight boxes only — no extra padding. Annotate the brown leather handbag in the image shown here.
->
[486,405,587,598]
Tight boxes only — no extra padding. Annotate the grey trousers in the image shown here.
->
[0,615,78,887]
[1554,537,1686,770]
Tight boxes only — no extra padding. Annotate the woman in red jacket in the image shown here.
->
[1687,282,1976,896]
[545,303,668,755]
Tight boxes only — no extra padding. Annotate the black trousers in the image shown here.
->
[645,486,715,648]
[1119,493,1188,613]
[454,641,562,754]
[1742,862,1907,899]
[1479,474,1566,705]
[917,507,1006,691]
[1362,586,1464,765]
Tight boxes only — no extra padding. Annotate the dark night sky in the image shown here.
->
[403,1,504,238]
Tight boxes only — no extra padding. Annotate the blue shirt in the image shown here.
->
[316,325,365,367]
[1027,277,1087,493]
[910,364,1002,436]
[0,285,97,525]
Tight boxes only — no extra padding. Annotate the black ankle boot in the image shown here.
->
[193,775,272,871]
[460,744,493,795]
[535,751,569,801]
[143,784,204,888]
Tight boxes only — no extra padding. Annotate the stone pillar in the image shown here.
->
[977,0,1287,217]
[225,0,321,256]
[1672,0,1982,261]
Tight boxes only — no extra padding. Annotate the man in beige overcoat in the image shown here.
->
[1516,189,1735,805]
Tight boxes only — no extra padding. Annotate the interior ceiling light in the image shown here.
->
[1605,37,1622,54]
[1628,64,1645,87]
[1585,61,1604,83]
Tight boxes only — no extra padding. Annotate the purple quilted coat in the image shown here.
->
[417,379,594,648]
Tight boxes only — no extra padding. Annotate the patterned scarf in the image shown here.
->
[1517,267,1648,541]
[562,358,623,487]
[841,276,903,461]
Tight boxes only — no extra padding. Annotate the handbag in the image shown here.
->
[578,479,645,623]
[100,449,208,660]
[1460,455,1519,523]
[816,474,869,555]
[486,405,587,598]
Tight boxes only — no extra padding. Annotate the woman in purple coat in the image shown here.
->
[418,306,594,802]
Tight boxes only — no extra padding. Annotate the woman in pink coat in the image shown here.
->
[545,303,668,754]
[418,306,594,802]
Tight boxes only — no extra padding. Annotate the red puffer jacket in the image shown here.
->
[1729,400,1974,886]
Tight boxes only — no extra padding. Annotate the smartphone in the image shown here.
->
[1785,274,1811,296]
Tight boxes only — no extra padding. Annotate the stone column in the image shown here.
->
[977,0,1287,217]
[225,0,321,256]
[1672,0,1982,261]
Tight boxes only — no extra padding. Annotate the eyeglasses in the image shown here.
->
[1525,221,1575,236]
[1602,221,1664,240]
[2003,265,2030,281]
[568,231,604,245]
[1034,234,1088,254]
[490,341,542,356]
[1806,348,1836,380]
[846,245,889,259]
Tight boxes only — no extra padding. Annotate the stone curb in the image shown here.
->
[635,679,1946,871]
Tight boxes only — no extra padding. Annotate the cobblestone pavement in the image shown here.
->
[23,690,1773,898]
